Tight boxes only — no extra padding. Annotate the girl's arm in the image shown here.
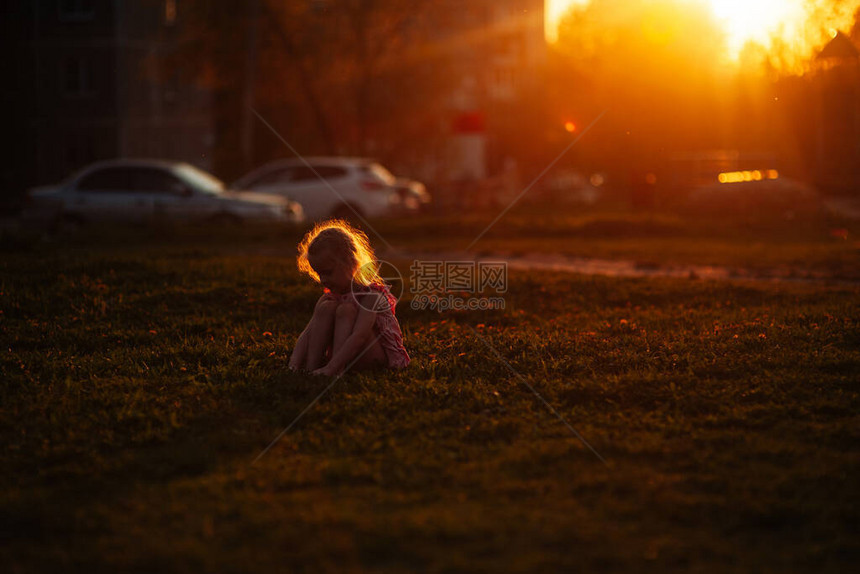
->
[288,325,311,371]
[314,296,381,376]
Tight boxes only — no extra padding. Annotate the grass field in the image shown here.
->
[371,208,860,280]
[1,211,858,572]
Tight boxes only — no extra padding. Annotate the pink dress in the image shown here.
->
[321,282,410,369]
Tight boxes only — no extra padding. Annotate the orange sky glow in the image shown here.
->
[546,0,860,64]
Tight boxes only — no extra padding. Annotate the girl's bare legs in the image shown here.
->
[305,298,338,371]
[288,327,310,371]
[331,302,357,353]
[332,301,387,371]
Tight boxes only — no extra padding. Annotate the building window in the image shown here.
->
[164,0,177,26]
[65,134,96,170]
[492,5,512,24]
[490,66,515,100]
[163,71,179,103]
[62,57,95,97]
[58,0,95,22]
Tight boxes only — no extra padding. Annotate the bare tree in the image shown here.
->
[165,0,451,177]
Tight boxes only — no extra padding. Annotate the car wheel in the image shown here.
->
[330,203,364,222]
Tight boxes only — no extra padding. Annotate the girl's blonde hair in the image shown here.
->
[297,219,383,287]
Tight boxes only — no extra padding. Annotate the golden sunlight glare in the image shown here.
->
[705,0,805,57]
[545,0,589,42]
[547,0,805,52]
[546,0,859,64]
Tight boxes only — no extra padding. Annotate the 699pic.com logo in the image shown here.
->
[408,260,506,312]
[350,260,405,313]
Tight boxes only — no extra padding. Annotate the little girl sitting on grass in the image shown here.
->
[288,220,410,376]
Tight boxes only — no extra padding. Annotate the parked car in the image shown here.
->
[393,177,431,213]
[535,170,602,205]
[232,157,417,221]
[24,159,303,229]
[684,174,822,219]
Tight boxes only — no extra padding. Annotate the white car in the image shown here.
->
[25,159,304,228]
[393,177,431,213]
[232,157,403,221]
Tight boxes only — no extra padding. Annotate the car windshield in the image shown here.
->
[363,162,396,185]
[175,163,225,194]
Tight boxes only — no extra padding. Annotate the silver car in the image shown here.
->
[232,157,405,221]
[25,159,304,228]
